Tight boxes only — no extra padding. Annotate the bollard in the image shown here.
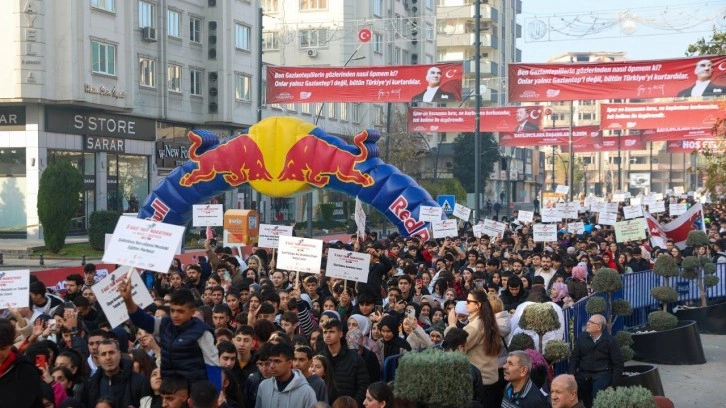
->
[81,255,86,266]
[0,253,3,265]
[39,254,45,266]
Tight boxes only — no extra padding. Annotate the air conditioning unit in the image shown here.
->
[307,49,318,57]
[141,27,157,42]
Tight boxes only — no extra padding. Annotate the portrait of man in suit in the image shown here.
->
[677,59,725,97]
[514,107,540,132]
[411,66,456,103]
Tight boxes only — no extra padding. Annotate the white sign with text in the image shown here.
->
[419,205,443,222]
[482,219,507,239]
[102,217,185,273]
[432,219,458,239]
[649,200,666,213]
[0,269,30,308]
[453,203,472,221]
[670,203,687,217]
[518,210,534,223]
[533,224,557,242]
[325,248,371,283]
[192,204,224,227]
[598,212,617,226]
[541,208,562,223]
[277,236,324,274]
[623,205,644,219]
[93,266,154,329]
[556,185,570,195]
[258,224,294,249]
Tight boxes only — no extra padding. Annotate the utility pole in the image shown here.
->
[473,0,482,221]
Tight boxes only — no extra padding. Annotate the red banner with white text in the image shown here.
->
[509,55,726,102]
[407,106,544,133]
[499,126,601,147]
[666,139,719,153]
[266,63,463,103]
[600,101,726,131]
[573,136,646,153]
[638,128,715,142]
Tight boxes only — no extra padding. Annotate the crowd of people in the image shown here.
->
[1,198,719,408]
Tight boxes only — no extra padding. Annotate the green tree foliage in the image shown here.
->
[452,132,500,192]
[394,349,472,407]
[37,160,83,253]
[685,31,726,56]
[418,178,468,204]
[89,211,121,250]
[681,231,720,308]
[518,303,561,352]
[586,268,632,335]
[593,386,655,408]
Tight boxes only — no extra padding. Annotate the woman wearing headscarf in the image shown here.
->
[348,314,382,365]
[376,315,411,363]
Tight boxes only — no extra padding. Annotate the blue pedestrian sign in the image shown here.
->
[437,195,455,216]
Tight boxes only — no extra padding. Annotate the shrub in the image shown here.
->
[650,254,679,316]
[593,386,655,408]
[648,310,678,331]
[650,286,678,305]
[519,303,561,352]
[543,340,570,364]
[509,333,535,351]
[394,349,472,407]
[681,232,720,307]
[89,211,121,251]
[620,345,635,362]
[615,330,634,348]
[586,268,631,334]
[37,160,83,253]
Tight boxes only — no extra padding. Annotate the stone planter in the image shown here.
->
[675,301,726,334]
[631,320,706,365]
[620,364,664,396]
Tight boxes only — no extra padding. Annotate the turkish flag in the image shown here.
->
[644,203,705,249]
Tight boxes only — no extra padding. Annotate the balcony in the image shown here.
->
[464,59,498,76]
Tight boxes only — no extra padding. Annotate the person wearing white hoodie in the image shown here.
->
[256,342,317,408]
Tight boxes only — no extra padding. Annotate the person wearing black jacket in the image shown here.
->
[626,247,650,272]
[499,276,528,313]
[356,241,393,306]
[321,319,369,405]
[82,339,151,408]
[569,314,623,408]
[0,319,44,408]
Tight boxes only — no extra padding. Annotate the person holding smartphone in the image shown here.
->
[0,318,45,407]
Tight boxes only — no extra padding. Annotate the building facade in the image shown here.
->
[0,0,260,239]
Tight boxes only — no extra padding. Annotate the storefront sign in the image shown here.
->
[156,141,190,168]
[85,136,126,152]
[46,108,156,141]
[84,83,127,99]
[0,106,26,130]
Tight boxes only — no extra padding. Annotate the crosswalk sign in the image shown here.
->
[437,195,455,216]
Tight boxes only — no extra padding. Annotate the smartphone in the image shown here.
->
[416,278,423,287]
[35,355,46,368]
[475,280,485,290]
[375,305,383,314]
[206,227,214,240]
[406,308,416,318]
[48,320,57,331]
[223,271,232,282]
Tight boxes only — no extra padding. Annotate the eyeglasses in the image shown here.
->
[466,299,479,304]
[586,320,602,326]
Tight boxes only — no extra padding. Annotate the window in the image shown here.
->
[235,23,251,50]
[235,73,251,101]
[188,17,201,43]
[425,0,433,9]
[351,103,360,123]
[286,103,297,112]
[373,33,383,53]
[91,0,115,12]
[262,31,279,50]
[328,103,336,119]
[139,57,156,87]
[168,64,181,92]
[340,103,348,121]
[373,0,382,16]
[190,69,202,96]
[92,41,116,76]
[263,0,279,12]
[394,47,401,64]
[261,81,267,104]
[301,103,311,114]
[299,29,327,48]
[300,0,327,10]
[167,9,181,37]
[139,1,156,28]
[426,23,434,41]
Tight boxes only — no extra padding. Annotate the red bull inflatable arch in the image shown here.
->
[139,116,440,240]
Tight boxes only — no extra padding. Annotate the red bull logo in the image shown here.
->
[389,195,429,240]
[278,129,374,188]
[180,131,273,187]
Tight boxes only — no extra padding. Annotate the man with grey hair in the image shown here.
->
[502,350,549,408]
[569,314,623,408]
[550,374,584,408]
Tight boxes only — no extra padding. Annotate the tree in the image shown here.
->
[452,132,500,192]
[685,30,726,56]
[37,160,83,253]
[418,178,467,203]
[381,108,429,179]
[702,119,726,197]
